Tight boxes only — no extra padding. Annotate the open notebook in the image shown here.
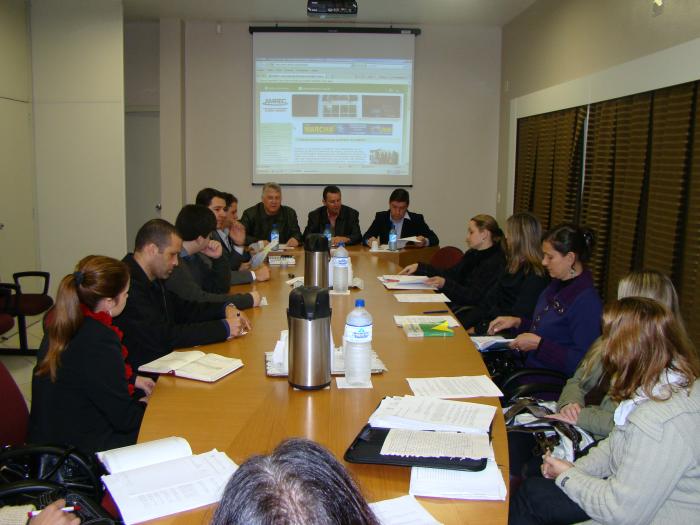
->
[138,350,244,382]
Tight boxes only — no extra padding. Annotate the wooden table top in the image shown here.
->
[138,246,508,524]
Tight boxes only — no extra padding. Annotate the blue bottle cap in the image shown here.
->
[355,299,365,307]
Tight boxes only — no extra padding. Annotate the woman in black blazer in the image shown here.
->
[29,256,152,455]
[400,214,506,310]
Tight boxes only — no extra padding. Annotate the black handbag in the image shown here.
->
[0,444,104,503]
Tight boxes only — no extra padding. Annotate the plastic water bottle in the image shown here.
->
[388,225,398,251]
[333,243,349,292]
[270,223,280,246]
[323,223,332,246]
[344,299,372,385]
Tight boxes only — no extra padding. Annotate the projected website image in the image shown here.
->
[254,56,413,183]
[257,91,406,176]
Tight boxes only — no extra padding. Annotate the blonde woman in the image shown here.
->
[461,212,549,333]
[400,214,506,310]
[510,297,700,525]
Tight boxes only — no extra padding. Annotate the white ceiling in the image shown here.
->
[123,0,536,27]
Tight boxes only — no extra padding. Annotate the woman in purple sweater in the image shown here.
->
[489,224,602,377]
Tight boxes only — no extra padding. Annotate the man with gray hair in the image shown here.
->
[240,182,302,247]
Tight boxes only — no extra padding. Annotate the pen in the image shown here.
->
[423,310,448,314]
[28,506,81,517]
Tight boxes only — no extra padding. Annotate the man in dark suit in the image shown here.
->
[303,185,362,246]
[363,188,439,247]
[195,188,270,284]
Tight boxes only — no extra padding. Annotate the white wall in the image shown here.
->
[497,0,700,220]
[31,0,127,294]
[157,22,502,248]
[0,0,37,279]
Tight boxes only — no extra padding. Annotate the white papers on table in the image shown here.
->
[379,275,435,290]
[406,376,503,398]
[97,436,192,474]
[285,276,305,287]
[409,461,507,501]
[268,255,296,266]
[368,396,495,434]
[369,495,441,525]
[370,244,394,253]
[102,450,238,525]
[380,429,491,460]
[399,236,422,243]
[470,336,514,352]
[394,293,450,303]
[394,315,459,328]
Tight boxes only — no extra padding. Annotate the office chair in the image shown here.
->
[500,368,568,405]
[0,287,15,337]
[0,272,53,356]
[429,246,463,270]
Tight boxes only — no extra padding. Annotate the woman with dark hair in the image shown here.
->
[211,438,379,525]
[510,297,700,525]
[460,212,549,333]
[489,224,602,377]
[400,214,506,310]
[29,256,152,455]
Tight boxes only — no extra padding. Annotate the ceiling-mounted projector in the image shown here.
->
[307,0,358,18]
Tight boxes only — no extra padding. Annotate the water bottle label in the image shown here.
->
[344,323,372,343]
[334,256,349,268]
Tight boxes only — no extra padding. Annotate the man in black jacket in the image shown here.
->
[165,204,260,309]
[362,188,439,247]
[115,219,250,371]
[240,182,302,246]
[195,188,270,284]
[303,185,362,246]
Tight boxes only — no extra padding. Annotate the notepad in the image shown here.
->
[394,315,459,328]
[402,321,454,337]
[138,350,244,382]
[470,336,514,352]
[409,461,507,501]
[369,495,441,525]
[379,275,435,290]
[98,437,238,525]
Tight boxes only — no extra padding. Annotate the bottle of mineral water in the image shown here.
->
[323,223,332,246]
[388,225,398,251]
[333,243,349,292]
[270,223,279,246]
[344,299,372,385]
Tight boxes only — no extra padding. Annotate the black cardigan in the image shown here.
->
[459,267,550,333]
[29,318,146,455]
[114,254,230,371]
[416,244,505,307]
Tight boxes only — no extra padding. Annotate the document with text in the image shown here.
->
[406,376,503,398]
[380,428,491,460]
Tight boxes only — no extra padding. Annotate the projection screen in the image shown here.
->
[252,31,416,186]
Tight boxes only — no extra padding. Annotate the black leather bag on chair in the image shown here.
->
[0,444,104,503]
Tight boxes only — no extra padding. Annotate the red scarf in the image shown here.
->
[80,304,135,395]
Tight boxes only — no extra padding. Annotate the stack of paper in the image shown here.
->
[378,275,436,290]
[369,495,441,525]
[268,255,296,266]
[380,428,491,460]
[406,376,503,398]
[368,396,495,434]
[409,462,507,501]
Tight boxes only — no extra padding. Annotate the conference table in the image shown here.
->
[138,246,509,524]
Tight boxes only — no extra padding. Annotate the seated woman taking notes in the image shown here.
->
[29,256,153,456]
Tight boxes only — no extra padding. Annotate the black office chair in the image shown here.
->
[500,368,568,405]
[0,272,53,356]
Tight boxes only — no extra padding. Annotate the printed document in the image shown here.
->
[409,461,507,501]
[406,376,503,398]
[369,495,441,525]
[369,396,495,433]
[394,315,459,328]
[380,428,491,460]
[394,293,451,303]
